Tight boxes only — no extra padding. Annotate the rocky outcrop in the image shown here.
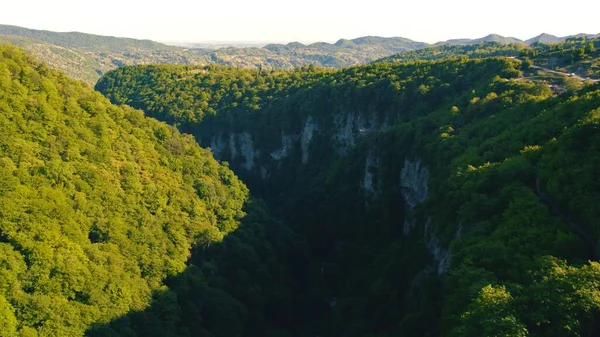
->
[401,158,429,235]
[301,116,317,164]
[209,132,225,159]
[211,132,258,171]
[362,149,380,197]
[260,166,268,179]
[400,159,429,210]
[229,134,237,160]
[211,112,387,175]
[399,158,456,274]
[238,132,256,170]
[271,132,296,161]
[332,112,357,156]
[332,112,386,156]
[424,218,451,275]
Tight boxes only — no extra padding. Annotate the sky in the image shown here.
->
[2,0,599,44]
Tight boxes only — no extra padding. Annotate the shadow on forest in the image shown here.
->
[86,199,328,337]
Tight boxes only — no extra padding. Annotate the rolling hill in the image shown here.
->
[438,33,524,46]
[0,44,250,336]
[0,24,175,51]
[199,36,429,69]
[0,24,209,85]
[525,33,600,45]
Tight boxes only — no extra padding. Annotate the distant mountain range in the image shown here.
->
[185,33,600,71]
[437,34,522,46]
[201,36,430,69]
[439,33,600,46]
[525,32,600,44]
[264,35,429,53]
[1,24,598,84]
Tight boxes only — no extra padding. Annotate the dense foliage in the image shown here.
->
[89,198,323,337]
[0,35,111,86]
[4,33,600,336]
[96,64,333,124]
[97,51,600,336]
[0,44,250,336]
[378,41,527,63]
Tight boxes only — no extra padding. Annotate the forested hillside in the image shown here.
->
[0,44,264,336]
[378,41,527,63]
[0,25,175,52]
[97,51,600,336]
[521,37,600,79]
[437,33,523,46]
[525,33,600,45]
[0,25,208,85]
[381,38,600,80]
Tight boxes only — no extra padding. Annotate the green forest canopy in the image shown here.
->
[2,36,600,336]
[96,50,600,336]
[0,44,248,336]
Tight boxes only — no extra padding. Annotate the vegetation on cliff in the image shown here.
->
[97,48,600,336]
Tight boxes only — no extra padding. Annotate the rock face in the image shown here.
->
[271,133,296,161]
[209,112,387,172]
[400,159,429,210]
[211,128,452,276]
[400,158,450,275]
[238,132,256,170]
[401,159,429,235]
[209,133,226,159]
[332,111,386,156]
[332,112,358,156]
[260,166,268,179]
[424,218,451,275]
[301,116,317,164]
[399,158,454,275]
[362,149,380,197]
[229,134,238,160]
[210,132,258,171]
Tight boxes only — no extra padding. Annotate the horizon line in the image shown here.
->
[2,23,599,47]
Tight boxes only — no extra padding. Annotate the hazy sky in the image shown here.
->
[2,0,599,43]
